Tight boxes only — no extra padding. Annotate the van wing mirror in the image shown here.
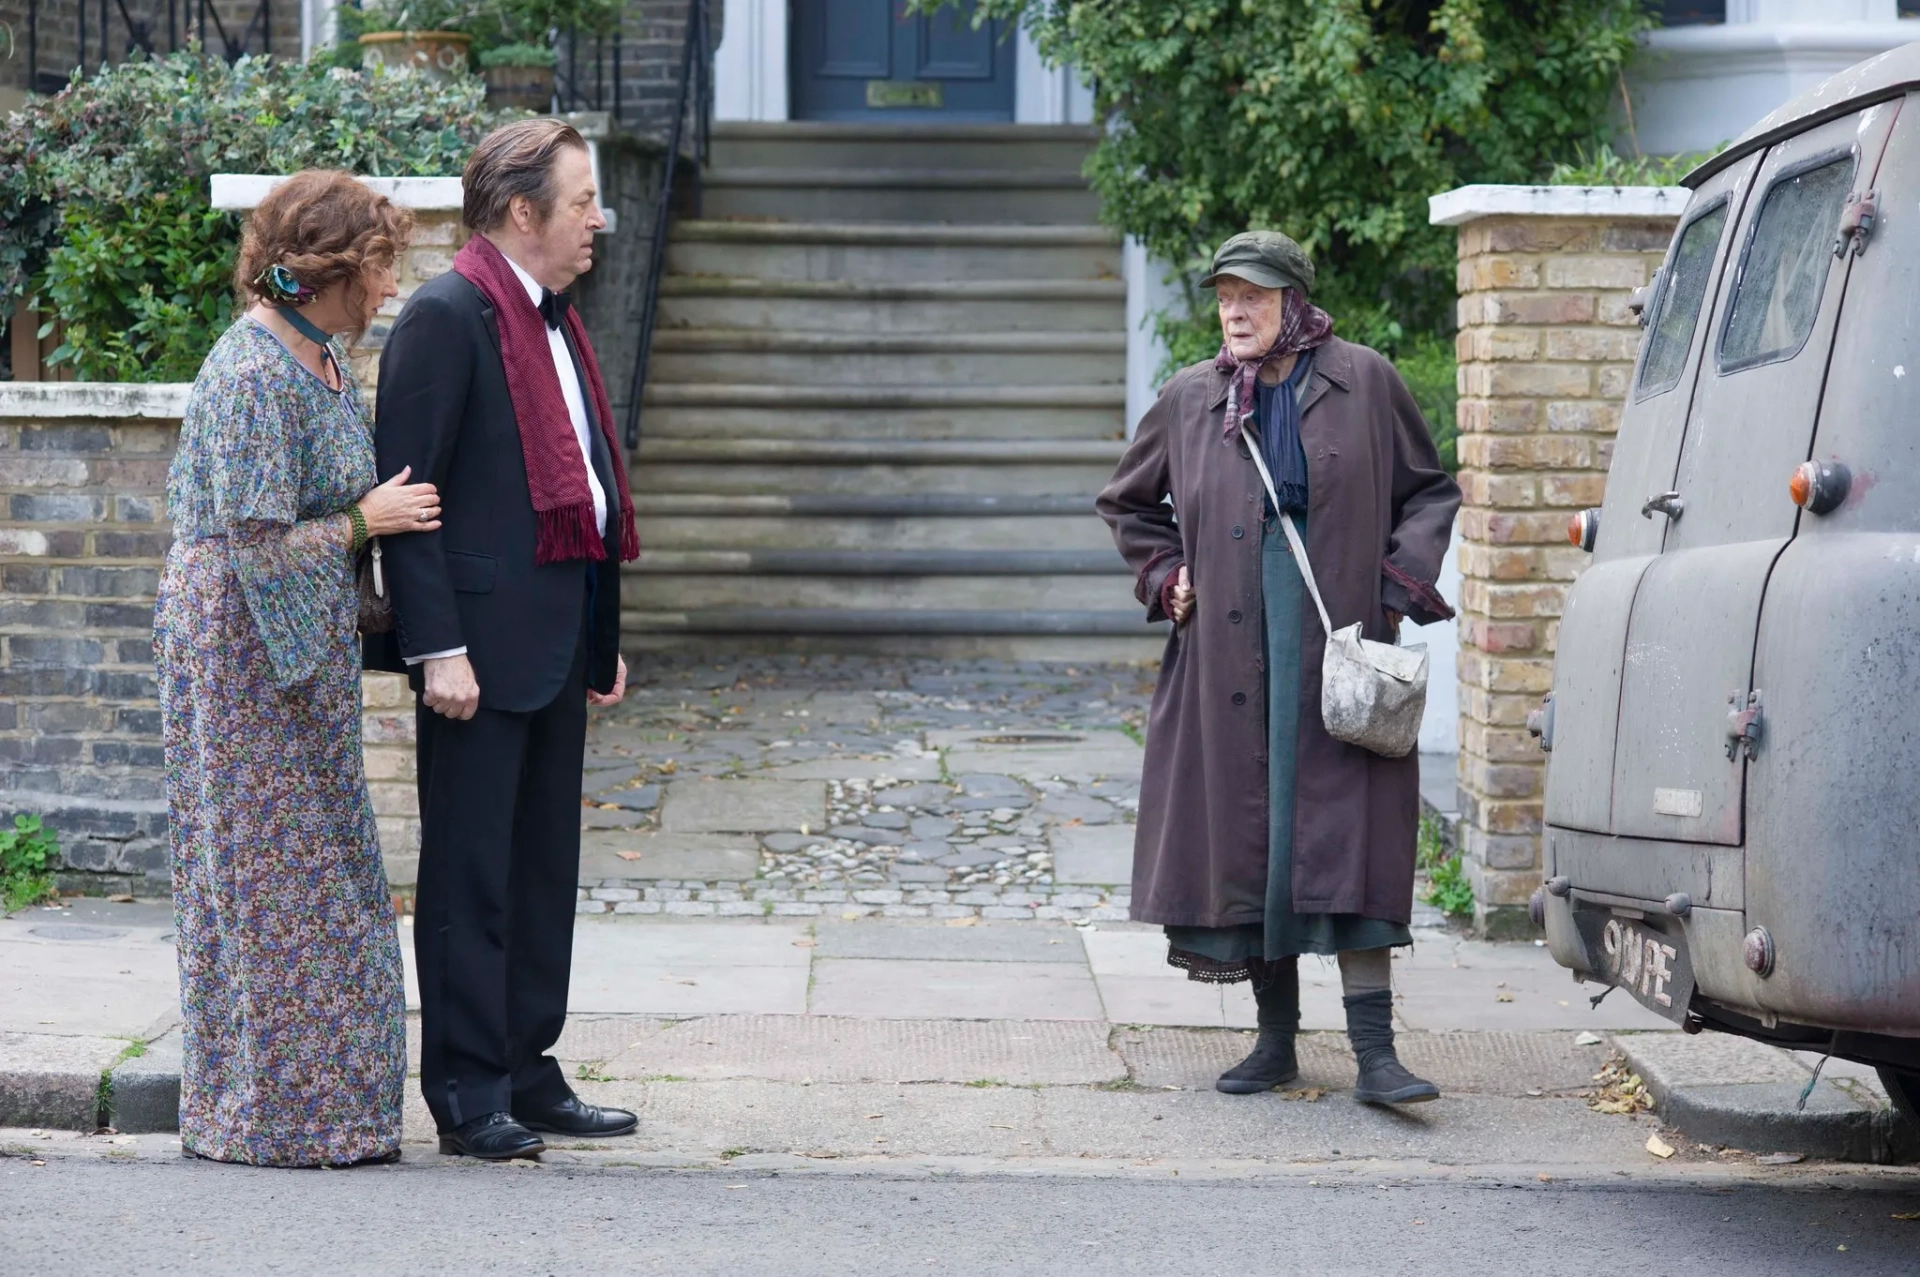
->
[1627,266,1663,328]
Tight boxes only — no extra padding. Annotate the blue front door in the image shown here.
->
[790,0,1015,122]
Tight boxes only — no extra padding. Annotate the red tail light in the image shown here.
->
[1568,508,1600,552]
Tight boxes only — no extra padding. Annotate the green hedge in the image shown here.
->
[0,52,508,381]
[939,0,1652,460]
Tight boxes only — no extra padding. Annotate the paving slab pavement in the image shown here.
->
[6,898,1908,1163]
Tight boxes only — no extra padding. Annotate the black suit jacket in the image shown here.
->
[365,270,622,712]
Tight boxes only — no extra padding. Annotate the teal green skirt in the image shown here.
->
[1166,511,1410,981]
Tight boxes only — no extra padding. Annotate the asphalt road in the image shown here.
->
[6,1157,1919,1275]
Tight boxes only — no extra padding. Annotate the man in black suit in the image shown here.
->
[371,119,640,1159]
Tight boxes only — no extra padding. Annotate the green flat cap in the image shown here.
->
[1199,230,1315,295]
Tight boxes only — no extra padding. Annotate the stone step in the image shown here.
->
[620,630,1165,661]
[638,402,1122,441]
[632,438,1124,497]
[637,511,1112,552]
[708,121,1098,174]
[622,571,1133,612]
[656,276,1124,334]
[623,606,1158,638]
[632,461,1116,498]
[640,383,1125,412]
[647,329,1123,387]
[666,220,1120,283]
[632,548,1124,574]
[701,168,1101,224]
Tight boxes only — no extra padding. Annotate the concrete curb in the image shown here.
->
[0,1031,182,1134]
[1611,1032,1919,1164]
[107,1030,182,1134]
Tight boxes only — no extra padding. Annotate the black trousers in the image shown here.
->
[413,635,586,1131]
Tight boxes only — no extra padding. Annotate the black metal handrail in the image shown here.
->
[20,0,272,95]
[621,0,709,451]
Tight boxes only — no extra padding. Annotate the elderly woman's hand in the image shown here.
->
[1169,565,1195,625]
[357,465,441,536]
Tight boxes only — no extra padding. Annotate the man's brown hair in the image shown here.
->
[234,170,414,314]
[462,118,589,234]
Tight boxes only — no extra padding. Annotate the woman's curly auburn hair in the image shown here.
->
[234,170,415,322]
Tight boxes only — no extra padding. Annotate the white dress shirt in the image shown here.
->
[405,252,608,667]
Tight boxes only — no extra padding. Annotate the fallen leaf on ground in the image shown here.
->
[106,893,135,903]
[792,938,816,947]
[1496,993,1515,1003]
[616,851,642,862]
[1645,1134,1675,1159]
[597,802,620,810]
[1412,1219,1427,1226]
[1279,1088,1326,1102]
[945,916,979,928]
[1574,1031,1604,1046]
[1537,1174,1553,1183]
[1757,1152,1805,1165]
[1891,1212,1920,1221]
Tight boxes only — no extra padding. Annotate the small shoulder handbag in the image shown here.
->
[1240,424,1427,759]
[356,539,394,635]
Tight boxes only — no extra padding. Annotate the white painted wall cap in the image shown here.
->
[211,174,465,211]
[1428,184,1690,227]
[0,382,191,419]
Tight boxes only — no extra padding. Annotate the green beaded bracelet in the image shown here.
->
[347,504,369,555]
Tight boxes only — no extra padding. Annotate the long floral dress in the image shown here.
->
[155,318,406,1167]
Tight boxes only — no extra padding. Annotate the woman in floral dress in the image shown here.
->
[156,170,443,1166]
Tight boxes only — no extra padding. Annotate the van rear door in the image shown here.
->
[1605,103,1899,853]
[1544,156,1756,835]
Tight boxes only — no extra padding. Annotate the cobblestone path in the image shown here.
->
[577,656,1157,922]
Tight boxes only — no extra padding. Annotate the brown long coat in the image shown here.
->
[1097,337,1460,927]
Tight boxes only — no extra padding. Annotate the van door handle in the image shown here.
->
[1640,491,1684,521]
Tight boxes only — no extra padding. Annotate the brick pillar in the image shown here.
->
[1433,186,1683,937]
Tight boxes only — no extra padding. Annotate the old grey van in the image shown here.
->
[1533,45,1920,1120]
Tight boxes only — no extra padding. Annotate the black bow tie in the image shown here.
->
[538,288,571,330]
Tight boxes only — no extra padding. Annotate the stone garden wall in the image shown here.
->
[1429,185,1688,936]
[0,197,468,890]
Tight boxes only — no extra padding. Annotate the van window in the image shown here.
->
[1636,203,1728,396]
[1719,156,1853,371]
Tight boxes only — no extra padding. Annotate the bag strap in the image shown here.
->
[1240,423,1335,638]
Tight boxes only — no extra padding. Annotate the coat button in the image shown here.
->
[1231,525,1244,539]
[1228,609,1242,623]
[1231,691,1247,705]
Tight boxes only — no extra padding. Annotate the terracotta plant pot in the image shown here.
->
[483,63,556,113]
[358,31,474,80]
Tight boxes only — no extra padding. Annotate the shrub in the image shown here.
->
[942,0,1650,458]
[1,814,60,913]
[0,51,507,380]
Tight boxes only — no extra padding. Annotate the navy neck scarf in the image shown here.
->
[1254,352,1314,515]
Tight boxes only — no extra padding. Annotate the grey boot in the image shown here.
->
[1216,959,1301,1094]
[1343,989,1439,1105]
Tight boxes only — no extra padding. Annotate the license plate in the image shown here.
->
[1573,909,1695,1025]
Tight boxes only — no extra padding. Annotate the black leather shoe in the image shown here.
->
[438,1112,546,1160]
[513,1094,638,1138]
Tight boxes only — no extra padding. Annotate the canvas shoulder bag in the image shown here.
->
[1239,422,1427,759]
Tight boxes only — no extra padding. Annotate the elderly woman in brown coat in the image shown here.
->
[1098,231,1460,1106]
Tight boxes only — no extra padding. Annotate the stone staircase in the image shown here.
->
[625,122,1162,659]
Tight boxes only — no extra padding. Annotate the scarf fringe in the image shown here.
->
[533,504,608,566]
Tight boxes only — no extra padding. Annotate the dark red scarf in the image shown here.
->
[453,234,640,565]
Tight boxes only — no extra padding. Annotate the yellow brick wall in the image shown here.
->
[1451,213,1676,933]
